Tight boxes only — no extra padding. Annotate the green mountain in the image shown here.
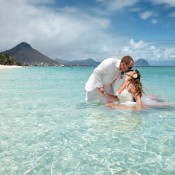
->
[2,42,60,66]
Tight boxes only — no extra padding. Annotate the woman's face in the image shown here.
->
[125,70,140,81]
[126,70,134,78]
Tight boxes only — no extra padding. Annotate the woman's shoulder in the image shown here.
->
[127,83,136,93]
[127,82,135,89]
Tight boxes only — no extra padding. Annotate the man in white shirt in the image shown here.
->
[85,55,134,103]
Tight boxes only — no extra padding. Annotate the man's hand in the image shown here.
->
[98,87,105,94]
[98,87,119,102]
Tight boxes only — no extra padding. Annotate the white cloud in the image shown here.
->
[163,48,175,58]
[150,0,175,7]
[140,11,156,20]
[0,0,126,60]
[129,39,148,49]
[120,39,175,61]
[0,0,174,62]
[96,0,138,11]
[151,19,158,24]
[139,11,158,24]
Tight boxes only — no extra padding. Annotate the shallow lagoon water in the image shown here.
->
[0,66,175,175]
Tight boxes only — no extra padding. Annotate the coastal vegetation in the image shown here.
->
[0,53,21,65]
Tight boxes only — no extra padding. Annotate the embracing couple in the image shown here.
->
[85,56,170,110]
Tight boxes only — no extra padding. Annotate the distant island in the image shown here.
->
[1,41,174,67]
[135,59,150,67]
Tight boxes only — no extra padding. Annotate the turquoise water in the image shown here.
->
[0,66,175,175]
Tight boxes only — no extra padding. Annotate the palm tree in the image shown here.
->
[0,53,17,65]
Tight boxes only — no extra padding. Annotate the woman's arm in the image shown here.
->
[134,95,143,110]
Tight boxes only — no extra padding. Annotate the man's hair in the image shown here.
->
[121,55,134,65]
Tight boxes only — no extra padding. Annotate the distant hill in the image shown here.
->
[55,58,100,66]
[1,43,155,67]
[135,59,150,66]
[55,58,151,67]
[2,42,60,66]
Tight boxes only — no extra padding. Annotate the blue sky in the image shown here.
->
[0,0,175,63]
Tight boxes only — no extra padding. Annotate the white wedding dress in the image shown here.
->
[117,89,170,107]
[117,89,137,106]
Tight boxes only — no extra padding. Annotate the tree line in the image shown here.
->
[0,53,21,65]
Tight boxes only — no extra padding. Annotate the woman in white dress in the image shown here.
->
[105,69,143,110]
[105,69,171,110]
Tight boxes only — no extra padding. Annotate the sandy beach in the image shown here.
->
[0,65,22,70]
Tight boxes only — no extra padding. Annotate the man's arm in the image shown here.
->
[102,92,119,102]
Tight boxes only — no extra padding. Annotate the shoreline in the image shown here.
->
[0,65,23,70]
